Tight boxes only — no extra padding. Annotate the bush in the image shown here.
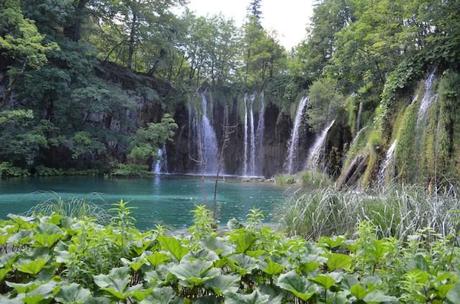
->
[299,170,332,188]
[0,162,29,178]
[0,205,459,303]
[274,174,296,186]
[111,163,151,177]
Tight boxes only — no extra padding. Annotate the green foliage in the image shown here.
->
[0,161,29,178]
[189,205,216,242]
[274,174,296,186]
[1,203,460,303]
[128,114,178,165]
[0,0,57,68]
[111,164,151,177]
[307,77,343,132]
[300,170,332,188]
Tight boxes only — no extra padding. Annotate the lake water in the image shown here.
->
[0,176,285,229]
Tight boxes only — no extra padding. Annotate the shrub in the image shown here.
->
[111,163,151,177]
[299,170,332,188]
[274,174,296,186]
[0,204,459,303]
[0,162,29,178]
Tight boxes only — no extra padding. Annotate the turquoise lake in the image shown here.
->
[0,176,285,229]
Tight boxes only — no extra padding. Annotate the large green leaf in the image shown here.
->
[262,259,284,276]
[7,280,57,304]
[326,253,352,271]
[447,282,460,303]
[363,291,398,303]
[229,229,257,253]
[146,251,170,267]
[158,236,189,261]
[228,254,258,275]
[34,223,63,247]
[93,267,131,300]
[225,290,270,304]
[169,260,220,287]
[309,274,336,290]
[276,271,316,301]
[15,256,49,275]
[55,283,91,303]
[205,274,240,295]
[350,284,368,300]
[201,236,234,256]
[139,287,175,304]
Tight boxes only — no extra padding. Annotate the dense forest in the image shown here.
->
[1,0,459,188]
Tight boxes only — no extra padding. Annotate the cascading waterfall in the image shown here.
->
[255,92,265,176]
[356,101,363,133]
[199,93,219,174]
[242,94,249,176]
[285,96,309,174]
[377,140,397,186]
[153,146,167,174]
[249,94,256,176]
[417,70,437,127]
[242,93,259,177]
[305,120,335,171]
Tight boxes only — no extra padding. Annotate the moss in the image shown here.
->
[360,146,378,188]
[394,103,418,182]
[342,126,370,171]
[420,104,438,183]
[436,70,460,182]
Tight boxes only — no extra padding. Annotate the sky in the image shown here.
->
[186,0,315,49]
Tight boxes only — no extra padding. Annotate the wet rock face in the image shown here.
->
[167,90,294,177]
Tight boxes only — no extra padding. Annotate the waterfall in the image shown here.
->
[153,146,167,174]
[199,93,219,174]
[356,101,363,133]
[305,120,335,171]
[416,70,437,127]
[255,92,265,176]
[241,93,259,177]
[249,94,256,176]
[378,140,397,186]
[242,94,248,176]
[285,96,309,174]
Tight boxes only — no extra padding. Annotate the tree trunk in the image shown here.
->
[64,0,89,41]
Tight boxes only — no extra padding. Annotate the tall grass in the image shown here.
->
[278,185,460,240]
[27,196,111,224]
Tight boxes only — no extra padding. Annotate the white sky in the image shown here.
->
[186,0,315,49]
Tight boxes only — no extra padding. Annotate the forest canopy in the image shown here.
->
[0,0,459,182]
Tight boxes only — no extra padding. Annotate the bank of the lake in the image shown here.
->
[0,176,284,229]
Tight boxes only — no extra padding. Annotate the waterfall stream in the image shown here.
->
[285,96,309,174]
[153,146,167,174]
[377,140,397,186]
[241,93,265,177]
[249,95,256,176]
[305,120,335,171]
[255,92,265,176]
[356,101,363,133]
[243,94,249,176]
[417,70,437,127]
[200,93,219,174]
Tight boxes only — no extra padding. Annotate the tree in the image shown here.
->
[128,114,178,165]
[248,0,262,22]
[242,4,286,89]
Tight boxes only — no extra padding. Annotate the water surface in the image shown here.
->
[0,176,284,229]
